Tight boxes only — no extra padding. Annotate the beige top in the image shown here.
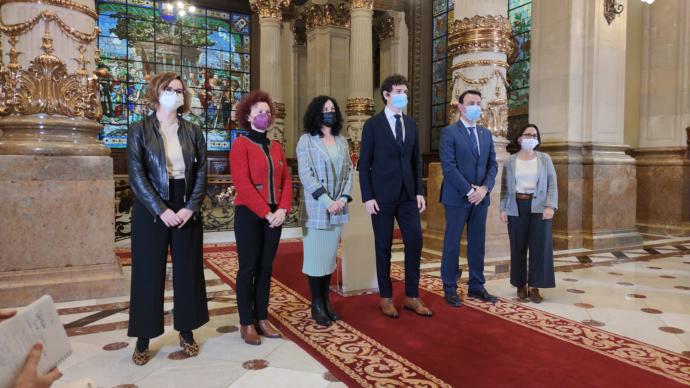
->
[515,157,538,194]
[158,119,186,179]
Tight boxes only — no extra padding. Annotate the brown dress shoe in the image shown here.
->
[240,324,261,345]
[529,287,543,303]
[403,297,433,317]
[379,298,399,318]
[256,320,282,338]
[517,286,528,300]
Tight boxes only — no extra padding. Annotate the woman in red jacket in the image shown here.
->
[230,90,292,345]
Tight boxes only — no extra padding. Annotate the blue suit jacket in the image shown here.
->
[439,121,498,207]
[358,111,424,204]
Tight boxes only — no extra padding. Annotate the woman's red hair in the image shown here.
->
[235,89,274,130]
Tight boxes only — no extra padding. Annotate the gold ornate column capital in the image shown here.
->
[448,15,515,57]
[249,0,291,20]
[272,101,286,119]
[303,3,351,32]
[350,0,373,10]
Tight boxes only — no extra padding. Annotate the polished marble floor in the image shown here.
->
[12,230,690,387]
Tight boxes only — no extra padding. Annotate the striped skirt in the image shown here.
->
[301,225,342,277]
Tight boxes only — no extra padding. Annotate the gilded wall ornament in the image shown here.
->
[249,0,291,20]
[346,97,375,116]
[350,0,373,10]
[448,15,515,57]
[303,3,350,31]
[272,101,286,119]
[0,10,101,120]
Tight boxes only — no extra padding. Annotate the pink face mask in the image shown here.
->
[252,113,271,130]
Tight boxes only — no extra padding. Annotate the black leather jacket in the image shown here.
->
[127,114,207,216]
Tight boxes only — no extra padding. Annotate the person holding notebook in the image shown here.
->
[1,310,62,388]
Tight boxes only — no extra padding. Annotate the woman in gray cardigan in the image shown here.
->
[297,96,353,326]
[499,124,558,303]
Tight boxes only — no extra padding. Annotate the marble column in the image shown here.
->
[530,0,642,249]
[250,0,291,144]
[422,0,513,260]
[0,0,124,306]
[633,0,690,236]
[304,3,350,109]
[339,0,377,295]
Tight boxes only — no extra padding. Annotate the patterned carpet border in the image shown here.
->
[388,264,690,386]
[204,250,451,388]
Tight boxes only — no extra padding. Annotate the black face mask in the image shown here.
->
[322,111,336,127]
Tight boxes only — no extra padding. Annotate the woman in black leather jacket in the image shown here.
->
[126,72,209,365]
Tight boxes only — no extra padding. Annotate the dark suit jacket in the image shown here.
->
[358,111,424,204]
[439,120,498,207]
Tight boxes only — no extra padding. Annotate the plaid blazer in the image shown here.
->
[296,133,354,229]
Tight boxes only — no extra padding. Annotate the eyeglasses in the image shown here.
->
[521,134,539,139]
[163,87,185,96]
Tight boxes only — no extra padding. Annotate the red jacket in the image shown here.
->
[230,136,292,218]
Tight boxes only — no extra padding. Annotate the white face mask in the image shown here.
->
[521,138,539,151]
[159,93,184,111]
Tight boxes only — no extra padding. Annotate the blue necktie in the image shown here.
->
[394,114,403,147]
[468,126,479,157]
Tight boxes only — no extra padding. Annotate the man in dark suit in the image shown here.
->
[359,74,432,319]
[440,90,498,306]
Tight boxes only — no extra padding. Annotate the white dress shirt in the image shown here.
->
[384,107,405,143]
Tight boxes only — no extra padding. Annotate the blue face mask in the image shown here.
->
[390,93,408,109]
[322,112,336,127]
[464,105,482,122]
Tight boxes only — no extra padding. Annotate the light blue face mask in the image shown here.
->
[390,93,408,109]
[464,105,482,121]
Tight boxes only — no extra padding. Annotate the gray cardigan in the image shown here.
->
[499,151,558,216]
[296,133,354,229]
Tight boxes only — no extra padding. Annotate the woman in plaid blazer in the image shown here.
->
[297,96,353,326]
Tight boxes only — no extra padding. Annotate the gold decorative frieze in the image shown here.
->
[374,14,394,40]
[303,3,350,32]
[448,15,515,57]
[249,0,291,20]
[450,59,509,71]
[350,0,373,10]
[346,97,375,116]
[0,9,101,120]
[0,0,99,20]
[272,101,286,119]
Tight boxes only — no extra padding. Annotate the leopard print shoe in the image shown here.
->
[132,348,150,366]
[179,333,199,357]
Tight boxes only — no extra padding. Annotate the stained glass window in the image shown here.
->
[96,0,251,151]
[507,0,532,133]
[430,0,454,150]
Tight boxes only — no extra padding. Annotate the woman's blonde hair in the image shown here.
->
[145,72,190,113]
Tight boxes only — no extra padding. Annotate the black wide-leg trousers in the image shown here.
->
[128,179,209,338]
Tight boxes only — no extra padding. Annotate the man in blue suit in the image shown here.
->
[440,90,498,306]
[359,74,432,319]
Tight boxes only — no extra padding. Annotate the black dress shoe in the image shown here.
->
[444,292,462,307]
[468,288,498,303]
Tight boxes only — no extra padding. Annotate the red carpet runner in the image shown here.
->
[200,242,690,387]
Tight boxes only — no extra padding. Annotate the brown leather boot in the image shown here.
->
[256,320,282,338]
[240,324,261,345]
[517,286,528,300]
[403,297,433,317]
[529,287,543,303]
[379,298,399,318]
